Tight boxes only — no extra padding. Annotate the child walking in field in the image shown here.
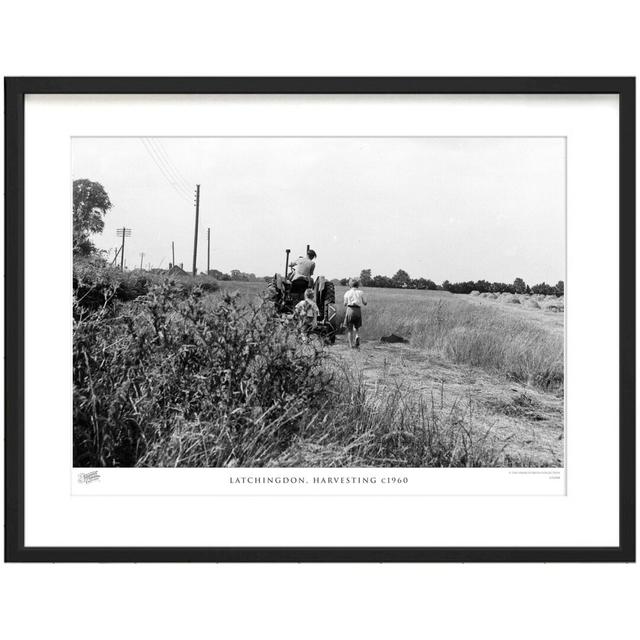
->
[343,278,367,348]
[294,288,320,339]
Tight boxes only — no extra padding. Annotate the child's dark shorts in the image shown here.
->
[345,305,362,329]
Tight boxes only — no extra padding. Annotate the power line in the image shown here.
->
[140,139,191,202]
[152,139,192,194]
[145,138,192,197]
[141,138,191,200]
[141,138,188,200]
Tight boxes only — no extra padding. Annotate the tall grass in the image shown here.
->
[347,290,563,389]
[212,282,563,389]
[273,368,532,468]
[73,272,533,467]
[74,278,330,467]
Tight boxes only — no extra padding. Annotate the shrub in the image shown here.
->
[73,259,219,312]
[73,284,327,467]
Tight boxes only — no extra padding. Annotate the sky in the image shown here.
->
[72,137,565,284]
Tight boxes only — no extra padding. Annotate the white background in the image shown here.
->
[1,1,638,639]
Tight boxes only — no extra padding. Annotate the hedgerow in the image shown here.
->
[74,258,219,312]
[73,280,328,466]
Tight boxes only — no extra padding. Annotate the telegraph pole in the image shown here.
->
[116,227,131,271]
[192,184,200,276]
[110,246,121,267]
[171,241,175,268]
[207,227,211,274]
[140,252,145,270]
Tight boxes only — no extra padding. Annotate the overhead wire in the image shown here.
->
[145,138,193,198]
[152,139,193,195]
[141,138,192,201]
[140,138,193,203]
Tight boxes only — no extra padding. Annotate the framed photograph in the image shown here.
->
[4,77,635,562]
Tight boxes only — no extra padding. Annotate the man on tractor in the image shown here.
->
[289,249,317,301]
[267,247,337,344]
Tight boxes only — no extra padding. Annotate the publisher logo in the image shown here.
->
[78,470,101,484]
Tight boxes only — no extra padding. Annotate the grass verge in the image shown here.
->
[74,270,549,467]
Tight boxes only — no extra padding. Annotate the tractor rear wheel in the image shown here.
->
[320,281,337,343]
[323,281,335,305]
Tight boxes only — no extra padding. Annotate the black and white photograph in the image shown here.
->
[4,75,634,566]
[72,136,565,469]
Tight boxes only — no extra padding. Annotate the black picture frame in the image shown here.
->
[4,77,635,563]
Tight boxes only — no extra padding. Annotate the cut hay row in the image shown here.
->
[468,290,563,312]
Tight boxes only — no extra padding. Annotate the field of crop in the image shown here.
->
[73,265,564,468]
[219,281,564,390]
[218,280,565,465]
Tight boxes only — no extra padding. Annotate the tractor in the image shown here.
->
[267,248,338,344]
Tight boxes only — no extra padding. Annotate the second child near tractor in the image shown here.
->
[295,288,320,337]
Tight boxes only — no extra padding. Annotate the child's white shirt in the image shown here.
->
[343,288,366,306]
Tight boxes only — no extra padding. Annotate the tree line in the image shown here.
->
[208,269,264,282]
[72,180,564,296]
[336,269,564,297]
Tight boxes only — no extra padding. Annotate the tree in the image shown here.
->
[491,282,514,294]
[392,269,411,288]
[555,280,564,296]
[372,274,392,288]
[414,277,428,290]
[531,282,554,295]
[513,277,527,294]
[452,281,476,294]
[210,269,230,280]
[230,269,249,281]
[73,179,112,256]
[359,269,373,287]
[425,279,437,290]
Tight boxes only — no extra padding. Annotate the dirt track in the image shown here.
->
[330,336,564,466]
